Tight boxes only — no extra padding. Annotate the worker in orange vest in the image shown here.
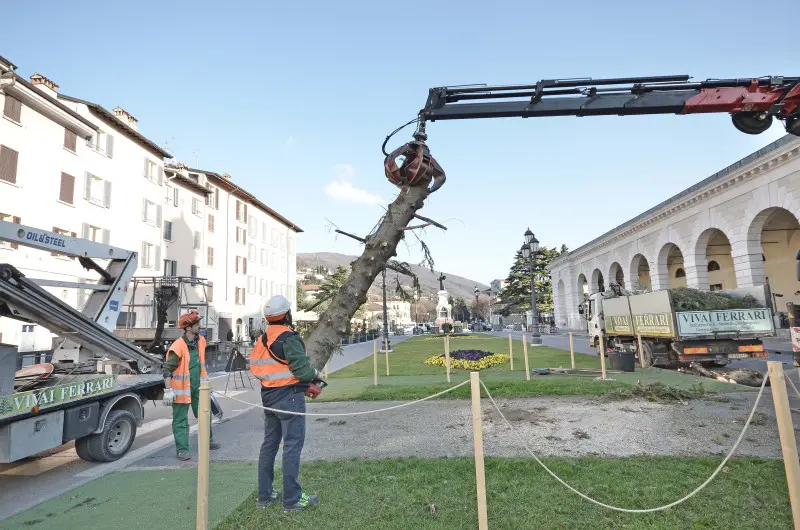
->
[251,295,325,512]
[162,311,221,460]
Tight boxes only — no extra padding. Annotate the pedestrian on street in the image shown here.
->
[250,295,326,512]
[161,311,221,460]
[226,328,234,342]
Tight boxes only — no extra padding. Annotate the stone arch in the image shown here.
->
[608,262,625,288]
[591,268,605,293]
[556,279,567,327]
[691,227,737,290]
[577,273,588,300]
[629,253,651,290]
[743,207,800,311]
[655,243,686,290]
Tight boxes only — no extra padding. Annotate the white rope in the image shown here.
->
[480,376,768,513]
[785,368,800,399]
[213,380,469,417]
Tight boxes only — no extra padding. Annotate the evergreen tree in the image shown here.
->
[498,245,568,316]
[305,265,350,312]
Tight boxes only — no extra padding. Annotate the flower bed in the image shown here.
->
[422,334,481,342]
[424,349,510,370]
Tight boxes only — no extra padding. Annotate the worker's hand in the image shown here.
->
[305,383,323,400]
[162,388,176,407]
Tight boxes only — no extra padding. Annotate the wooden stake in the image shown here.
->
[523,335,530,380]
[768,361,800,530]
[323,363,329,379]
[470,372,489,530]
[508,333,514,370]
[637,333,645,367]
[599,334,607,380]
[445,335,451,383]
[385,337,390,376]
[196,381,211,530]
[569,332,575,370]
[373,340,378,386]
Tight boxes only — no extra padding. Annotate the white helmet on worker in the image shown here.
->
[263,295,292,324]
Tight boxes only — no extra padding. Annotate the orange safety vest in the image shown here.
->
[249,325,302,388]
[168,336,208,404]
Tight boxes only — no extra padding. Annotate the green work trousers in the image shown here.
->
[172,360,214,453]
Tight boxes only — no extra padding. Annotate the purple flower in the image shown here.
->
[444,349,494,361]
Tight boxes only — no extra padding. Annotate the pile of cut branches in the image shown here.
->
[669,287,760,312]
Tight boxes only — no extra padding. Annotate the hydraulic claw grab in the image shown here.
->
[384,74,800,193]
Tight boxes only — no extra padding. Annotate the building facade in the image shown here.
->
[0,57,300,348]
[548,134,800,332]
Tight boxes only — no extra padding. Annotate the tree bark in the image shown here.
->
[304,185,430,368]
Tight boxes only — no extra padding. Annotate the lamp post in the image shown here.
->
[523,228,542,346]
[473,286,480,327]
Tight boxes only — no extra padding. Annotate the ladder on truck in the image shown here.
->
[0,220,161,373]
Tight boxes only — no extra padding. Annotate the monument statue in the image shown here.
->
[438,273,446,292]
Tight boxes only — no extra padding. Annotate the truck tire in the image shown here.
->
[639,341,655,368]
[75,409,137,462]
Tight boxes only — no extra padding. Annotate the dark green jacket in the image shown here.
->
[265,330,316,383]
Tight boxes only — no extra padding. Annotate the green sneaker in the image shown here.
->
[283,493,320,512]
[256,489,279,509]
[176,451,191,461]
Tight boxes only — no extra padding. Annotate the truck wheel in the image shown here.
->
[639,342,655,368]
[75,410,137,462]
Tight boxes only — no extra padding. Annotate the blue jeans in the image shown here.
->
[257,386,306,506]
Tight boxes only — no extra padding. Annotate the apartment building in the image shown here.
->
[0,56,301,348]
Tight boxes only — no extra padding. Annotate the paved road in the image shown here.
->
[0,336,412,520]
[487,329,796,371]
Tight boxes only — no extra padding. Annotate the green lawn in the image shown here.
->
[319,336,751,402]
[217,457,792,529]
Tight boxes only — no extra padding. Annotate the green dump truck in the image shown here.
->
[581,285,774,368]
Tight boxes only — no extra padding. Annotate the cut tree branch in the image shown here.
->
[413,213,448,231]
[334,229,366,243]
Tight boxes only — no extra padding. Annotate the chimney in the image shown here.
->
[113,106,138,131]
[29,73,58,98]
[222,173,232,180]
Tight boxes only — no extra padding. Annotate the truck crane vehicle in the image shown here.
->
[0,220,169,463]
[384,74,800,192]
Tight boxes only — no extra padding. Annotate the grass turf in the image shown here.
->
[216,457,791,529]
[318,336,750,402]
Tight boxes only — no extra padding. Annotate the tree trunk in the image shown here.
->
[305,185,429,368]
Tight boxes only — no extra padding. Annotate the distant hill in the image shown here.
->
[297,252,489,301]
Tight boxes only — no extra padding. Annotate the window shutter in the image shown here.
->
[235,258,239,274]
[140,242,147,268]
[243,204,248,222]
[0,146,19,184]
[243,230,247,243]
[207,246,213,266]
[207,281,213,303]
[63,129,77,152]
[156,205,162,227]
[173,187,178,206]
[191,265,198,278]
[243,289,246,305]
[244,259,247,274]
[142,199,148,222]
[208,214,214,232]
[81,223,90,239]
[163,221,170,240]
[84,172,93,200]
[3,96,21,122]
[105,134,114,158]
[158,166,164,186]
[235,201,240,220]
[193,231,200,249]
[214,188,219,209]
[103,180,112,208]
[59,172,75,204]
[102,229,110,244]
[191,199,197,215]
[154,245,161,271]
[144,158,149,179]
[205,193,209,206]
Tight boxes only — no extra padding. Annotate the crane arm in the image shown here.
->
[384,74,800,194]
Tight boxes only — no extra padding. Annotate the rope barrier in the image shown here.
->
[212,380,470,417]
[480,376,769,513]
[785,368,800,400]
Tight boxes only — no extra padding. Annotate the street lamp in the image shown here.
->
[473,286,480,327]
[523,228,542,346]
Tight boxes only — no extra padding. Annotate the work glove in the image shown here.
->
[305,383,323,399]
[162,388,176,407]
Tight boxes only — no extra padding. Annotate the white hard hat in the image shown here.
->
[263,295,291,322]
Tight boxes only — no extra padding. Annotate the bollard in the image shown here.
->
[385,337,390,377]
[523,335,530,381]
[445,335,451,383]
[508,333,514,370]
[768,362,800,530]
[598,335,607,380]
[196,381,211,530]
[637,333,645,367]
[470,372,489,530]
[569,332,575,370]
[373,340,378,386]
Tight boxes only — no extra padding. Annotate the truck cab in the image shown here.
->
[578,293,605,352]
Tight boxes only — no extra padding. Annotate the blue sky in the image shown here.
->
[4,0,798,284]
